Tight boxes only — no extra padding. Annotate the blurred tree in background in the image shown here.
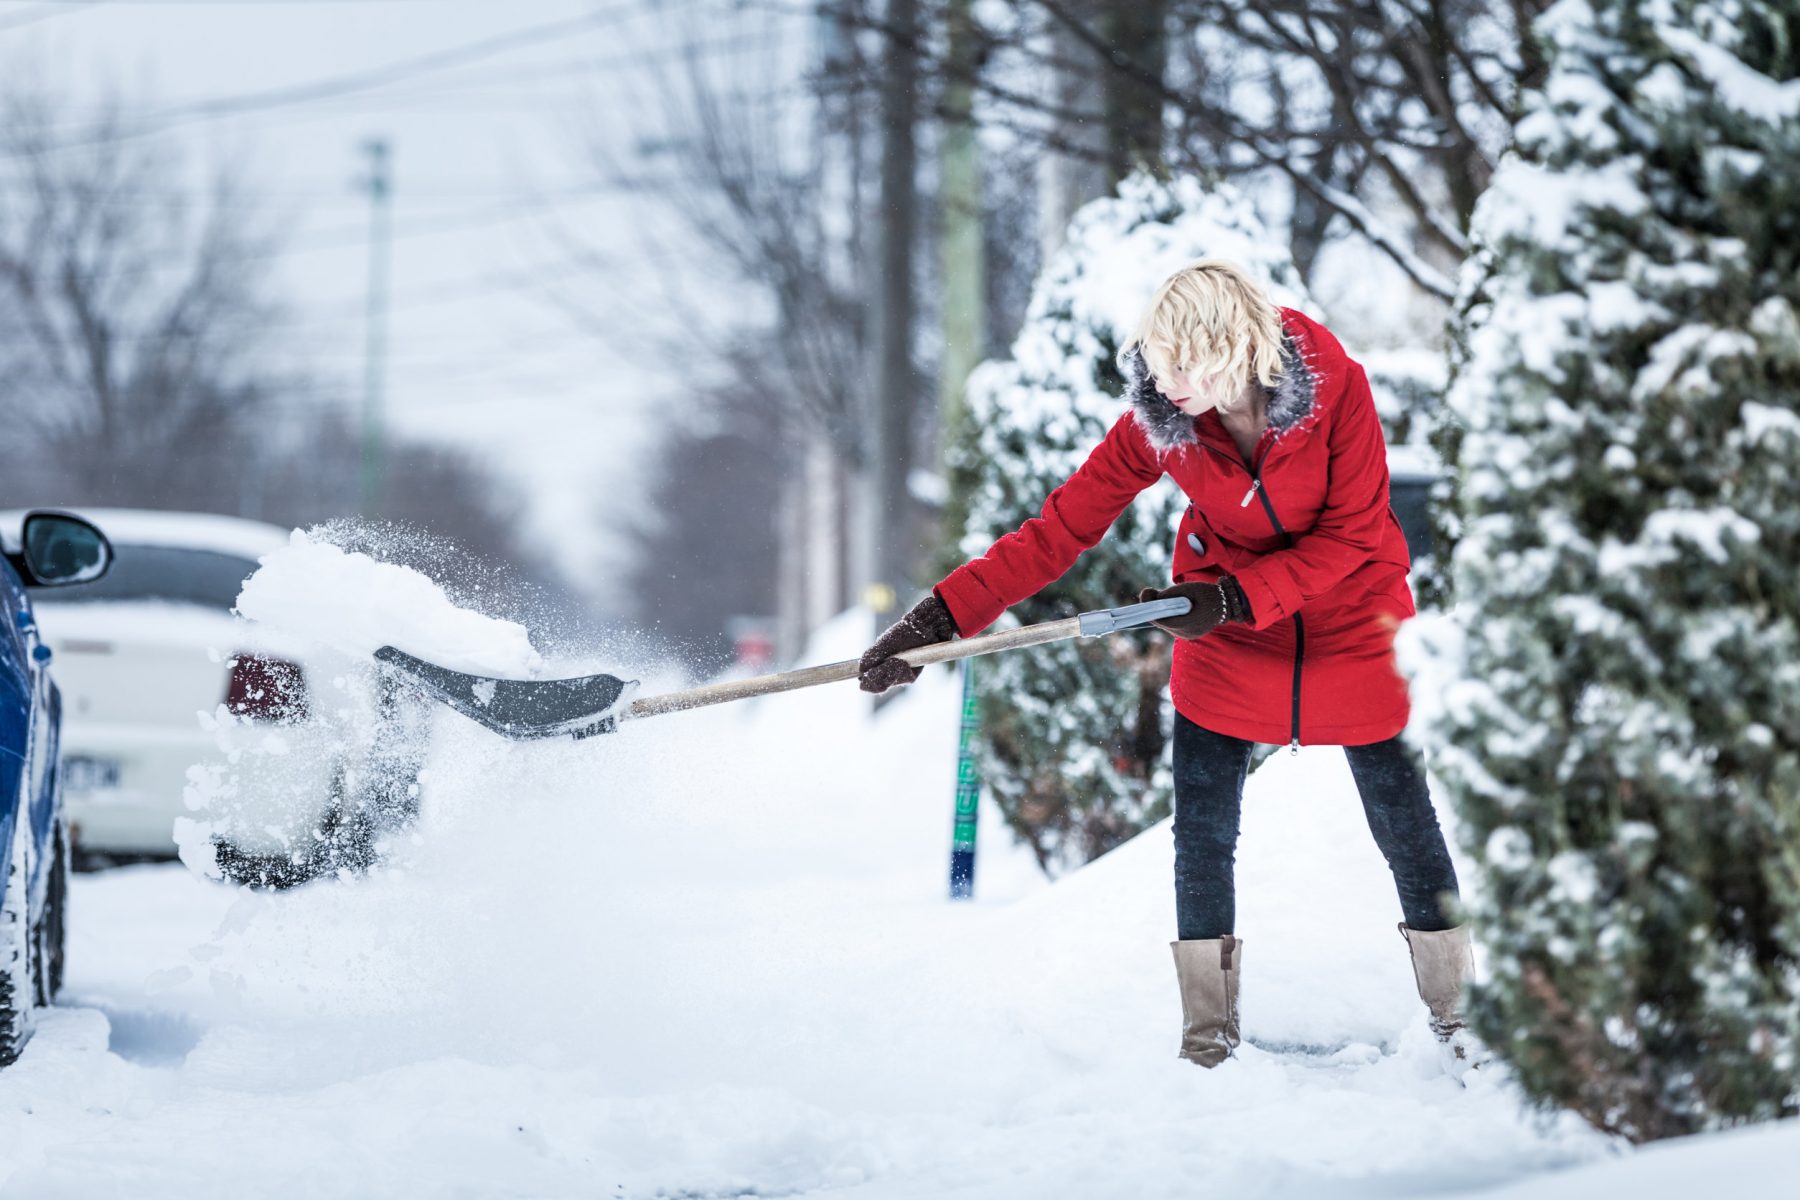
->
[614,379,790,671]
[558,7,878,653]
[1416,0,1800,1140]
[0,81,537,583]
[0,87,287,507]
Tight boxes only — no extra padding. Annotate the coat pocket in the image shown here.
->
[1173,503,1234,582]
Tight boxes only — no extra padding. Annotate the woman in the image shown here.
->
[858,259,1477,1069]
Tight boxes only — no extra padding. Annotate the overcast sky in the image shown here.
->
[1,0,757,604]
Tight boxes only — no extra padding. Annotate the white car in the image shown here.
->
[16,509,428,887]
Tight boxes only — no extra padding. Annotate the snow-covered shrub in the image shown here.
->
[943,172,1310,874]
[1411,0,1800,1140]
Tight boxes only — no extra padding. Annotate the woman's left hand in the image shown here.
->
[1136,577,1254,639]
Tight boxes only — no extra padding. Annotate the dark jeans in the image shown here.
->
[1170,712,1460,940]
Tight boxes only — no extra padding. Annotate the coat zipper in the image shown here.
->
[1200,437,1305,754]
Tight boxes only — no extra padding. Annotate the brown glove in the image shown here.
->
[858,591,958,693]
[1136,576,1254,639]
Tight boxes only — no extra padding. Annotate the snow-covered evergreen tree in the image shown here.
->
[1407,0,1800,1140]
[945,173,1310,873]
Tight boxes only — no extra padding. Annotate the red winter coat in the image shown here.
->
[934,307,1416,748]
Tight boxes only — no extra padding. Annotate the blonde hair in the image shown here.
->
[1123,259,1286,411]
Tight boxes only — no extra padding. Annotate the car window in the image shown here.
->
[40,544,258,610]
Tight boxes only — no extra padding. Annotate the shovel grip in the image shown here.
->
[1075,596,1193,636]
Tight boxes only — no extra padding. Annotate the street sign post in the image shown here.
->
[950,656,980,899]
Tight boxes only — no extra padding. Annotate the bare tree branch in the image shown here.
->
[800,0,1532,302]
[0,80,296,500]
[560,4,872,460]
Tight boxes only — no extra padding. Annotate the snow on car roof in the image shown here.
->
[0,507,292,562]
[1386,442,1444,480]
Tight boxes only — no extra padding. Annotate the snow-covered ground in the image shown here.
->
[3,601,1794,1197]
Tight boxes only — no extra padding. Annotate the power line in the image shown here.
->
[304,257,603,323]
[0,2,449,6]
[7,0,648,154]
[0,193,631,305]
[271,190,612,254]
[196,32,778,110]
[0,1,100,35]
[9,32,772,127]
[266,26,790,103]
[277,325,598,364]
[0,173,607,200]
[0,255,610,346]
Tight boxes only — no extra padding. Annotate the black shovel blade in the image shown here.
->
[374,646,639,741]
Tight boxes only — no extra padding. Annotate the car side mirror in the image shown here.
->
[20,511,112,586]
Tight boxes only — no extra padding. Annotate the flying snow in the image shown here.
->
[234,529,543,677]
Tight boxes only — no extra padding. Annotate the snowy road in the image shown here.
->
[0,613,1758,1198]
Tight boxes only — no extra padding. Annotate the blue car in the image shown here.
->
[2,510,112,1067]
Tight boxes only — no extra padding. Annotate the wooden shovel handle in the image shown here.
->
[624,616,1083,719]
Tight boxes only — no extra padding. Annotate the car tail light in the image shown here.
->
[224,655,309,722]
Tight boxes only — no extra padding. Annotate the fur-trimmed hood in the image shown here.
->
[1123,321,1320,455]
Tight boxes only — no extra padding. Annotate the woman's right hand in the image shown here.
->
[1137,576,1253,639]
[858,592,958,693]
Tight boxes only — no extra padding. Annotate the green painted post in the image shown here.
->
[950,656,980,899]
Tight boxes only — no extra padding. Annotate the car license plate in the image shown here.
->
[63,755,122,791]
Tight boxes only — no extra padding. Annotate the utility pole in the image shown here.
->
[936,0,984,549]
[864,0,920,631]
[1101,3,1170,186]
[358,138,393,516]
[1037,8,1107,260]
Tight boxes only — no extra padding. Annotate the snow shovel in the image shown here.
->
[373,595,1193,742]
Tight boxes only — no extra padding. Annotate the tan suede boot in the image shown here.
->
[1170,935,1241,1067]
[1398,922,1483,1066]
